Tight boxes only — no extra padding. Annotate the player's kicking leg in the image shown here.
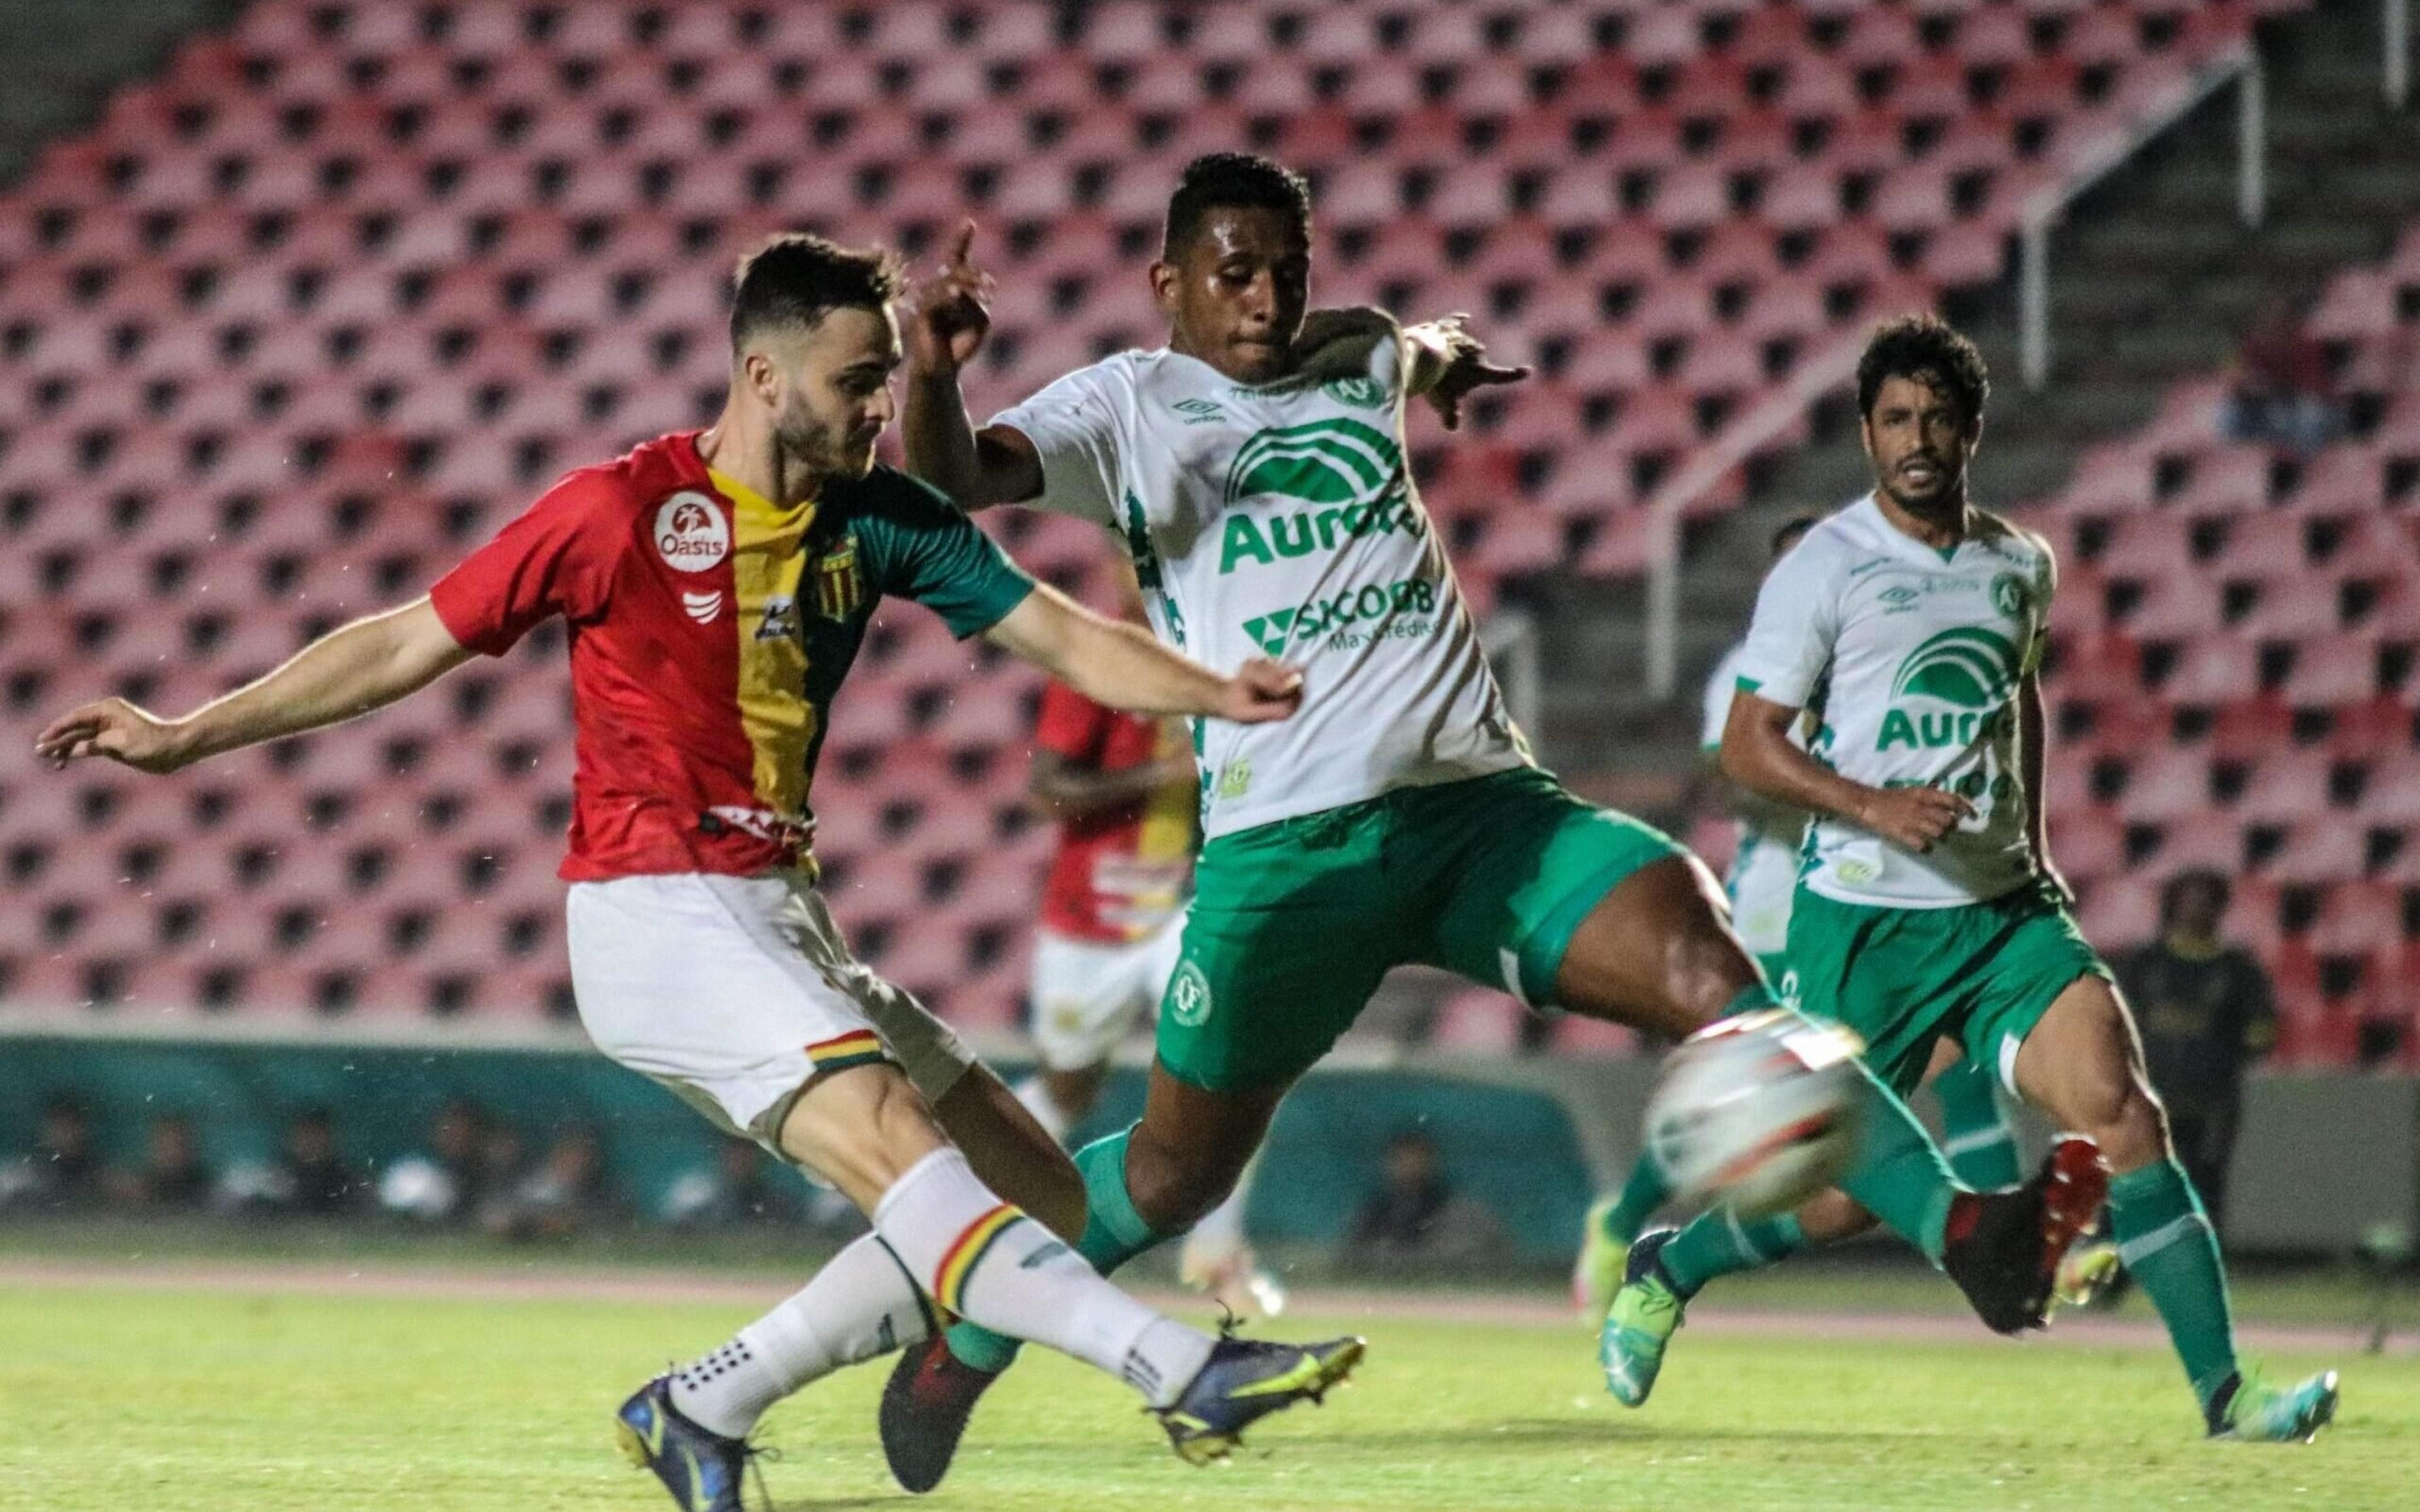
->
[621,1062,1363,1509]
[2012,975,2337,1442]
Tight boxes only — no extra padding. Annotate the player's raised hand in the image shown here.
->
[908,220,995,376]
[1853,784,1975,852]
[1420,314,1531,430]
[1218,660,1306,724]
[33,697,192,774]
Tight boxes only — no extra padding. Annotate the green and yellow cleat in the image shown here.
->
[2208,1368,2341,1444]
[1572,1195,1631,1329]
[2054,1240,2123,1310]
[1156,1334,1366,1466]
[1598,1227,1685,1408]
[614,1375,764,1512]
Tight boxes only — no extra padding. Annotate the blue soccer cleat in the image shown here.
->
[1156,1333,1367,1465]
[615,1374,764,1512]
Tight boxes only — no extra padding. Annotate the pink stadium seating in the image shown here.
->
[0,0,2314,1038]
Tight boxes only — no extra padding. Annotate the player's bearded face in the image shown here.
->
[778,306,902,479]
[1155,207,1310,384]
[1860,372,1976,512]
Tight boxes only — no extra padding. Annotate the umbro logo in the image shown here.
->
[682,590,723,624]
[1173,398,1225,425]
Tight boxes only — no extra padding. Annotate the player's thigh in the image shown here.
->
[1028,928,1161,1074]
[1783,888,1968,1098]
[1967,895,2123,1105]
[566,873,909,1157]
[1153,819,1398,1095]
[1414,769,1700,1020]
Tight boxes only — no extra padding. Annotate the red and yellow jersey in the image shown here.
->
[1033,681,1197,943]
[429,430,1033,881]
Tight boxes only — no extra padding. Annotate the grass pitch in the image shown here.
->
[1,1272,2410,1511]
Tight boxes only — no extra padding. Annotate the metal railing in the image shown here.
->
[2020,38,2265,391]
[1640,37,2272,699]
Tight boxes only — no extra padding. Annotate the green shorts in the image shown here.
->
[1158,767,1680,1091]
[1782,881,2110,1100]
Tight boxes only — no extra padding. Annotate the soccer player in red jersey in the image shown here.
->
[1021,570,1281,1317]
[36,234,1364,1506]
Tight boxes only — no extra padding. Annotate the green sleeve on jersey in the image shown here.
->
[855,470,1037,639]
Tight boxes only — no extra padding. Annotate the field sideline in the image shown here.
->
[2,1257,2412,1511]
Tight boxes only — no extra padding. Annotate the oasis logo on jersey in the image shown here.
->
[654,492,730,573]
[1876,626,2019,750]
[1241,577,1436,655]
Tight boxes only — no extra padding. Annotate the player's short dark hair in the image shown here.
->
[2160,868,2232,926]
[1163,152,1313,259]
[1856,314,1990,429]
[1770,512,1822,557]
[729,232,904,350]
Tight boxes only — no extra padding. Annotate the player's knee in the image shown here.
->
[2097,1079,2170,1172]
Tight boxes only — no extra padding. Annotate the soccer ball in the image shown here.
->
[1643,1009,1867,1220]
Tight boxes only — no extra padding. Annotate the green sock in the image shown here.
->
[1657,1208,1805,1299]
[2109,1157,2238,1407]
[1604,1150,1673,1246]
[1935,1057,2024,1190]
[943,1125,1165,1373]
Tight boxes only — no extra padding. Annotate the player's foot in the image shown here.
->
[2208,1368,2341,1443]
[1941,1136,2109,1335]
[877,1336,1000,1494]
[1156,1333,1366,1465]
[2054,1239,2124,1310]
[1181,1239,1288,1317]
[1573,1195,1630,1328]
[615,1375,763,1512]
[1599,1227,1685,1407]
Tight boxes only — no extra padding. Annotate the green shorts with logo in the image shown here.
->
[1157,767,1681,1091]
[1781,880,2110,1099]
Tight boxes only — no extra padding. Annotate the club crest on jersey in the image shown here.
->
[654,491,730,573]
[813,536,865,620]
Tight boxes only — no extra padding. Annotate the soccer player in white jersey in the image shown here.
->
[1599,314,2337,1442]
[1574,515,2029,1321]
[35,232,1369,1508]
[881,154,2110,1487]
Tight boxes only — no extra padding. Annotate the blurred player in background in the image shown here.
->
[1574,513,2027,1322]
[37,231,1364,1509]
[1601,314,2336,1443]
[892,151,2107,1492]
[1021,565,1281,1317]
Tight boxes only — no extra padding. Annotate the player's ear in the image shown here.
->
[741,348,783,410]
[1148,259,1180,314]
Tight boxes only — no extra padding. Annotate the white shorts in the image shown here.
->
[566,870,978,1158]
[1027,915,1187,1070]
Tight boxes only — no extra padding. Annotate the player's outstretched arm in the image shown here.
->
[1401,314,1530,430]
[1720,689,1973,854]
[902,221,1044,508]
[33,597,473,775]
[984,584,1301,725]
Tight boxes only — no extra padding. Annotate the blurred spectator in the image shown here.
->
[2114,870,2277,1234]
[661,1138,804,1229]
[2221,299,2339,454]
[1342,1130,1506,1266]
[482,1125,613,1240]
[274,1108,360,1217]
[110,1114,212,1211]
[377,1097,490,1223]
[0,1095,105,1212]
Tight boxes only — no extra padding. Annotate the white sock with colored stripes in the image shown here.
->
[872,1147,1212,1407]
[669,1231,933,1438]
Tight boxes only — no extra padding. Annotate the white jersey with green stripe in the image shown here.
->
[991,312,1531,839]
[1732,493,2055,908]
[1700,639,1804,955]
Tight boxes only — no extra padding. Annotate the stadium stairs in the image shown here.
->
[1543,0,2420,781]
